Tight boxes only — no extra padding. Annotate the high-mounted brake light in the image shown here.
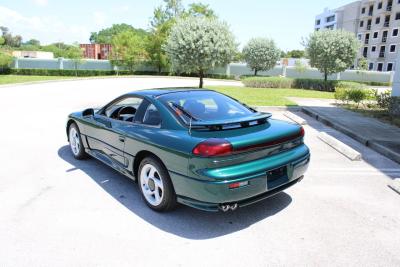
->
[192,138,233,157]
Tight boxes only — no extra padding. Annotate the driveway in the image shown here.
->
[0,77,399,266]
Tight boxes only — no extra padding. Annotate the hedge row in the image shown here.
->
[242,77,374,92]
[0,68,236,80]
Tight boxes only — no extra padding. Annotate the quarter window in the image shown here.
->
[142,104,161,126]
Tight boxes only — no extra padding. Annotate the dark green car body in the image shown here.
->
[66,88,310,212]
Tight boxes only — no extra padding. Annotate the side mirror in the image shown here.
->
[82,108,94,117]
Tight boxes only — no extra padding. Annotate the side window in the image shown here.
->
[142,104,161,126]
[104,97,143,121]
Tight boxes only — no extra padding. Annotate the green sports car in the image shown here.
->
[66,88,310,212]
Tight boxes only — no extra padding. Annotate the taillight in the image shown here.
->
[299,126,305,137]
[192,138,233,157]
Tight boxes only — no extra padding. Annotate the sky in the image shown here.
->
[0,0,355,51]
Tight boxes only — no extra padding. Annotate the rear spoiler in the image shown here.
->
[190,112,272,131]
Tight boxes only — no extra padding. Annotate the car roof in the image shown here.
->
[127,88,215,98]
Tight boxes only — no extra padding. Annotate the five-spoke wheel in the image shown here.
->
[68,123,87,160]
[138,156,176,211]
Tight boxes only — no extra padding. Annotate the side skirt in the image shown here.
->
[85,149,136,181]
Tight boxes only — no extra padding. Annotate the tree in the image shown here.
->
[66,44,84,76]
[25,39,40,46]
[0,49,13,72]
[186,3,217,18]
[110,30,148,73]
[357,57,368,70]
[242,38,281,76]
[0,36,4,46]
[304,30,360,81]
[164,17,236,88]
[90,24,148,44]
[146,23,172,73]
[147,0,187,73]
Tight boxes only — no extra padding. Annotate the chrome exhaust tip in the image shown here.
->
[219,203,238,212]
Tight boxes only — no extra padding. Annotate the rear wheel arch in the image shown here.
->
[134,151,167,181]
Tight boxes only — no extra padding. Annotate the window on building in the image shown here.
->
[377,63,383,71]
[376,17,381,24]
[316,19,321,25]
[315,28,320,31]
[357,33,362,40]
[393,28,399,37]
[372,46,377,52]
[397,13,400,20]
[387,63,394,71]
[325,25,334,30]
[369,62,374,70]
[362,7,366,14]
[373,31,379,38]
[369,5,374,15]
[360,20,364,27]
[378,2,383,9]
[326,15,335,22]
[390,44,396,52]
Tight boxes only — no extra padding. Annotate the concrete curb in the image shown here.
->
[317,132,362,161]
[388,179,400,195]
[301,107,369,144]
[301,107,400,163]
[283,111,307,125]
[368,141,400,164]
[302,106,400,164]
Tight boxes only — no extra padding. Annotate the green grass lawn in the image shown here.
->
[0,75,74,85]
[207,86,334,106]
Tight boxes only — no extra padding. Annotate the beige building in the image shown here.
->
[315,0,400,72]
[12,51,54,59]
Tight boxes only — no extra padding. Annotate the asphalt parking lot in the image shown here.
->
[0,77,399,266]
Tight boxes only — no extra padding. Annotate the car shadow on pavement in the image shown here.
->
[58,145,292,240]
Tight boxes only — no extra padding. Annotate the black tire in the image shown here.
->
[68,123,88,160]
[138,156,177,212]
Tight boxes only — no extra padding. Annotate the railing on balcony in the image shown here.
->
[382,37,387,43]
[387,5,392,11]
[368,11,373,16]
[365,39,370,44]
[384,22,390,27]
[367,25,372,30]
[363,52,368,58]
[379,52,385,58]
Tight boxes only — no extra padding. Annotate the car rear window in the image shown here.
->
[159,90,255,123]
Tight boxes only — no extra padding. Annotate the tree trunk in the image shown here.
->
[199,70,204,88]
[158,64,162,74]
[254,69,258,76]
[324,72,328,82]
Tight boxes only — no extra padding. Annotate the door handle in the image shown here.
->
[119,136,125,143]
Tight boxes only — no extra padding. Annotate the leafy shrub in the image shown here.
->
[243,76,367,92]
[376,90,392,109]
[334,87,349,103]
[347,88,368,107]
[242,76,294,88]
[335,81,367,90]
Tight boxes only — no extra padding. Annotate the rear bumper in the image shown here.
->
[170,145,310,211]
[177,176,304,212]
